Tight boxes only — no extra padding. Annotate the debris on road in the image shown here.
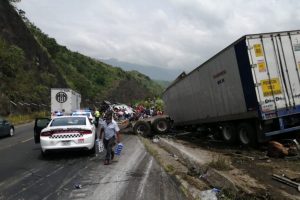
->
[258,156,270,160]
[187,166,199,177]
[267,139,300,158]
[172,154,179,161]
[159,134,300,199]
[230,152,255,161]
[272,174,300,192]
[199,188,220,200]
[267,141,289,158]
[74,184,82,189]
[152,135,160,143]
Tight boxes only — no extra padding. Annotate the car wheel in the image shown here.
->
[151,118,170,134]
[133,121,151,137]
[9,127,14,137]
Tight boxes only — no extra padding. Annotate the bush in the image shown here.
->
[7,111,50,125]
[208,155,232,171]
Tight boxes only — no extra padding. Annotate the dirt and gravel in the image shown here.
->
[124,125,300,199]
[169,131,300,199]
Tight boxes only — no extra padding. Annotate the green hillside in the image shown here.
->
[0,0,163,115]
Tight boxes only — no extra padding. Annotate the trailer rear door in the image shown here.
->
[247,31,300,119]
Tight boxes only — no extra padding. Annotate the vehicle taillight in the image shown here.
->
[79,130,92,134]
[41,131,53,137]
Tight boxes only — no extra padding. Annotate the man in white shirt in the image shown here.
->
[100,111,121,165]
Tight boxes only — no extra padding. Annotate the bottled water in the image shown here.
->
[115,143,124,156]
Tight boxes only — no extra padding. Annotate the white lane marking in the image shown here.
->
[0,137,34,151]
[88,137,147,200]
[21,137,33,143]
[136,157,153,200]
[7,166,65,200]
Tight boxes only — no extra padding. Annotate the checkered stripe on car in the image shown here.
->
[50,134,83,139]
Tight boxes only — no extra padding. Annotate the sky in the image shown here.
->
[17,0,300,73]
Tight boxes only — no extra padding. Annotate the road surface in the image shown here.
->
[0,122,186,200]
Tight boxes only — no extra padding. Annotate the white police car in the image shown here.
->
[34,116,96,156]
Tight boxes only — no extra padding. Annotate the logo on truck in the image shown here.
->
[56,92,68,103]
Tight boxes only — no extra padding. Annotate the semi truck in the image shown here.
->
[162,30,300,146]
[51,88,81,115]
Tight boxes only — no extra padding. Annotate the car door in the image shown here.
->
[0,118,4,136]
[2,120,10,136]
[34,118,51,143]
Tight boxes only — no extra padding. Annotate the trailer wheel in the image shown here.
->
[222,124,237,144]
[238,123,256,146]
[152,118,170,134]
[133,121,151,137]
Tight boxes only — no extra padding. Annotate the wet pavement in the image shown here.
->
[0,123,186,200]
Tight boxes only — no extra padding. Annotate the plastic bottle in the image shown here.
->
[199,188,220,200]
[115,143,124,156]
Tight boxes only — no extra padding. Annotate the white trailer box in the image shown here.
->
[163,30,300,144]
[51,88,81,115]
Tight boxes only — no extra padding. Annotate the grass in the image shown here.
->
[139,136,177,174]
[165,164,175,172]
[140,137,159,157]
[6,111,50,125]
[208,155,232,171]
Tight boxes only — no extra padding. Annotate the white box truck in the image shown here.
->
[163,30,300,146]
[51,88,81,115]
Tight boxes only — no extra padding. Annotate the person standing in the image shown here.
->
[99,111,121,165]
[94,109,100,128]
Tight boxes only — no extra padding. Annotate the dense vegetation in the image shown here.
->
[0,0,163,115]
[28,22,163,100]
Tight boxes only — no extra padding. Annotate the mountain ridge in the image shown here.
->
[101,58,181,81]
[0,0,163,115]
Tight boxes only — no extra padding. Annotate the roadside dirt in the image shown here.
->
[139,136,210,200]
[175,132,300,200]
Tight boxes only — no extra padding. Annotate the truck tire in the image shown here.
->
[221,124,237,144]
[133,121,151,137]
[237,123,257,146]
[152,118,170,134]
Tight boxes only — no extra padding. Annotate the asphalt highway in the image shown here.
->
[0,122,186,200]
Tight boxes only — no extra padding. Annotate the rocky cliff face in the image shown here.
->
[0,0,67,115]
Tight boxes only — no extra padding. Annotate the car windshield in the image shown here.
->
[50,117,86,126]
[72,112,90,117]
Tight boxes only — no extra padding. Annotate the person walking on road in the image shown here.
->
[99,111,121,165]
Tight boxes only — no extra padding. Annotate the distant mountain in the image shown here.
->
[154,80,171,89]
[101,58,181,81]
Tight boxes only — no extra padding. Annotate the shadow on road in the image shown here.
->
[37,149,95,161]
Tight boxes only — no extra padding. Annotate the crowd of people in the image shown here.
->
[94,98,164,122]
[130,105,163,121]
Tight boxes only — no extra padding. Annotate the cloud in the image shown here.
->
[17,0,300,73]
